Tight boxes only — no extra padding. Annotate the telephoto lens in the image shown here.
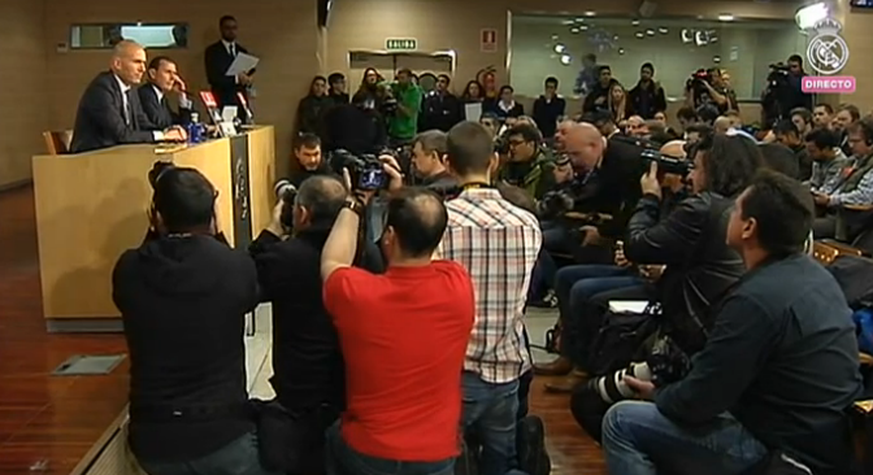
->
[274,179,297,201]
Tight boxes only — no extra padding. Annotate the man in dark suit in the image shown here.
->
[70,40,186,153]
[204,15,255,119]
[138,56,193,129]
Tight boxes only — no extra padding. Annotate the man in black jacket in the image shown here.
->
[71,41,186,153]
[603,170,862,475]
[628,63,667,120]
[204,15,255,116]
[248,175,383,474]
[138,56,193,129]
[420,74,462,133]
[532,76,566,139]
[113,166,277,475]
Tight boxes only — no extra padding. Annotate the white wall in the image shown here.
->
[509,17,806,101]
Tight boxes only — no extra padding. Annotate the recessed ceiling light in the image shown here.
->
[560,54,572,65]
[635,32,645,39]
[579,25,589,31]
[658,27,669,34]
[575,17,585,23]
[618,47,626,55]
[718,14,735,21]
[631,19,641,26]
[562,19,575,25]
[554,43,566,53]
[646,29,655,36]
[570,27,580,34]
[551,34,559,41]
[613,34,620,41]
[585,10,596,17]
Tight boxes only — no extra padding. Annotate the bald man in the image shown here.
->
[70,40,186,153]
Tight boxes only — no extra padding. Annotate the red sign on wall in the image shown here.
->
[481,28,498,53]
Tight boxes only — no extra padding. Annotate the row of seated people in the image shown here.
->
[113,122,542,475]
[527,112,870,473]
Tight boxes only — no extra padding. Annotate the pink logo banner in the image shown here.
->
[802,76,856,94]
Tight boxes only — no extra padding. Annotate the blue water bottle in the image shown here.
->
[187,112,204,143]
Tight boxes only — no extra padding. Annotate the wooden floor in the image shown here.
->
[0,185,606,475]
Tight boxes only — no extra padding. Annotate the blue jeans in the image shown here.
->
[137,432,280,475]
[324,421,454,475]
[602,401,768,475]
[461,372,520,475]
[555,265,645,366]
[528,250,557,301]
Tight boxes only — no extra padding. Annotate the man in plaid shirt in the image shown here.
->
[434,121,542,475]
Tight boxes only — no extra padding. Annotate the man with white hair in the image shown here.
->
[71,40,186,153]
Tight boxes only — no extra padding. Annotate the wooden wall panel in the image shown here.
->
[0,0,47,187]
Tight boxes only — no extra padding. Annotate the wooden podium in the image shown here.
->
[32,126,276,331]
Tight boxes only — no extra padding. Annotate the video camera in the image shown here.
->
[767,62,791,87]
[327,149,388,191]
[685,68,712,97]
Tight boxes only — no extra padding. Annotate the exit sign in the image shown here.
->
[386,38,417,51]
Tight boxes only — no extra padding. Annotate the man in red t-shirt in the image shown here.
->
[321,185,475,475]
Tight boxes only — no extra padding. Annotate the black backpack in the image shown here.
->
[586,309,658,377]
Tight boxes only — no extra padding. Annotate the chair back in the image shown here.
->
[42,130,72,155]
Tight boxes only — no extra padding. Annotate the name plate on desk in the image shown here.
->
[229,134,253,248]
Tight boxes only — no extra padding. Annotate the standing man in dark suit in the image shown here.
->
[204,15,255,118]
[70,41,186,153]
[138,56,193,129]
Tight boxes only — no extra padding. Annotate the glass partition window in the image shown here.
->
[509,15,805,101]
[70,23,189,49]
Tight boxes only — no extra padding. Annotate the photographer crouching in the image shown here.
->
[114,164,278,475]
[602,171,862,475]
[247,174,383,474]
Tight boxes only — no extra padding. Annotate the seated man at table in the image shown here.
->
[138,56,194,129]
[70,40,186,153]
[113,166,277,475]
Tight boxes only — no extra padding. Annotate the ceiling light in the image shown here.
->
[618,47,626,55]
[713,55,722,63]
[585,10,596,17]
[551,34,559,41]
[554,43,566,53]
[635,32,645,39]
[718,14,735,21]
[560,54,572,65]
[562,19,575,25]
[575,17,585,23]
[646,29,655,36]
[613,34,620,41]
[579,25,589,31]
[570,27,580,34]
[658,27,669,34]
[795,2,828,30]
[631,19,641,26]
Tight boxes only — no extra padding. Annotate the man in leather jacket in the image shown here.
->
[624,134,762,355]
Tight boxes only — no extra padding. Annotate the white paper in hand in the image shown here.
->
[226,53,259,77]
[608,301,649,314]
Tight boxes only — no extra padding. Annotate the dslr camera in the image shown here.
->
[640,148,693,176]
[327,149,388,191]
[273,179,298,230]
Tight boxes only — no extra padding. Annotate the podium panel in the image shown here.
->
[31,126,275,329]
